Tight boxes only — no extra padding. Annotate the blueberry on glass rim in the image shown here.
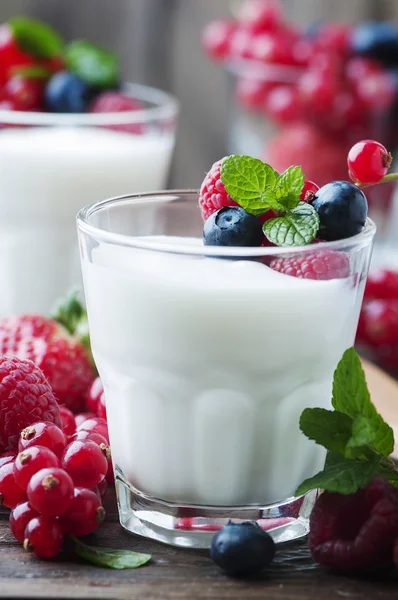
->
[44,71,94,113]
[203,206,264,247]
[210,521,276,577]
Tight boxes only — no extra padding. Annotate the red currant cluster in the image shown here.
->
[0,417,111,559]
[202,1,398,210]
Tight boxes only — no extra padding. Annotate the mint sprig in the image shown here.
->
[296,348,397,496]
[9,17,64,58]
[72,537,151,570]
[65,40,119,88]
[220,156,319,246]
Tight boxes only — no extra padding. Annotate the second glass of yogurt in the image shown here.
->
[77,191,375,549]
[0,83,178,317]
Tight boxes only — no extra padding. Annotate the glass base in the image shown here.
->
[115,472,319,549]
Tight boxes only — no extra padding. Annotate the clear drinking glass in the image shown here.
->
[77,191,376,549]
[0,83,179,317]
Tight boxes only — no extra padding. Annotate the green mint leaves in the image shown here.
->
[65,40,119,88]
[9,17,64,58]
[296,348,396,496]
[220,156,319,246]
[73,538,151,570]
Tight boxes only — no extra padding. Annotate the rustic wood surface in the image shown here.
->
[0,486,397,600]
[0,358,397,600]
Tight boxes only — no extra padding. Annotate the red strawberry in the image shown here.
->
[0,356,61,453]
[0,315,95,414]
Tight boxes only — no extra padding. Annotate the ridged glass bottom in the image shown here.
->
[115,470,319,549]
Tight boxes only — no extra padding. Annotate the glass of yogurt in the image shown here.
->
[77,190,376,549]
[0,83,178,317]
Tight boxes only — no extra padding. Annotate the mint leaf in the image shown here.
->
[9,17,64,58]
[274,166,304,210]
[295,452,380,496]
[263,202,319,246]
[332,348,394,457]
[299,408,352,455]
[220,155,279,215]
[10,64,52,79]
[74,538,151,570]
[65,40,119,88]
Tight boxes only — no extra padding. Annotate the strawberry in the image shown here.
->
[0,314,95,414]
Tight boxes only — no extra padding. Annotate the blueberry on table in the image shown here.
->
[203,206,264,247]
[351,21,398,67]
[311,181,368,241]
[45,71,93,113]
[210,521,276,577]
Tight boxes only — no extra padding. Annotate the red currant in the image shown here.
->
[58,406,76,437]
[10,501,39,543]
[0,462,26,508]
[265,85,300,123]
[356,71,395,113]
[62,440,108,488]
[97,478,108,498]
[201,19,236,62]
[345,57,382,85]
[298,69,340,113]
[348,140,392,185]
[4,75,44,111]
[365,269,398,301]
[236,77,272,112]
[77,417,109,443]
[27,467,74,516]
[97,394,107,420]
[14,446,59,490]
[0,452,16,468]
[314,23,351,57]
[238,0,283,33]
[251,31,294,64]
[19,422,67,459]
[300,180,319,202]
[85,377,103,414]
[59,487,105,536]
[74,413,96,429]
[24,515,64,559]
[70,430,108,446]
[358,300,398,346]
[0,24,37,85]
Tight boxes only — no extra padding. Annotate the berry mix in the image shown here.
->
[0,16,141,117]
[202,0,398,214]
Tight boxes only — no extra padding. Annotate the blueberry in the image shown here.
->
[203,207,264,247]
[45,71,94,113]
[351,21,398,67]
[210,521,276,577]
[311,181,368,241]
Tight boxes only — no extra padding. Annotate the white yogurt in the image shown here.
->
[0,126,174,316]
[82,242,362,506]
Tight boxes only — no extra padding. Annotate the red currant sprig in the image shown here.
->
[348,140,394,187]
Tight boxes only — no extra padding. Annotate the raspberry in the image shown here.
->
[58,406,76,437]
[90,91,144,135]
[10,501,39,543]
[19,422,66,459]
[27,467,74,516]
[199,159,238,221]
[0,357,61,453]
[14,446,60,490]
[24,515,64,559]
[348,140,392,185]
[270,251,350,280]
[358,300,398,346]
[309,479,398,572]
[62,440,108,488]
[365,270,398,301]
[59,487,105,537]
[0,462,26,508]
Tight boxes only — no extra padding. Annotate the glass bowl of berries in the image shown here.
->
[0,17,179,318]
[202,1,398,242]
[77,144,377,549]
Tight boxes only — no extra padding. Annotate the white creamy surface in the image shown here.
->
[82,241,363,506]
[0,126,174,315]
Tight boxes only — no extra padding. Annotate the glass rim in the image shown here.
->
[77,190,377,258]
[226,58,304,83]
[0,82,179,126]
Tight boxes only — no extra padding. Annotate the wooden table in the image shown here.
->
[0,361,397,600]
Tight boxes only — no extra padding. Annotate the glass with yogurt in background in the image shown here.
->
[0,18,179,316]
[78,187,375,549]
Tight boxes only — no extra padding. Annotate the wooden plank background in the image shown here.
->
[0,0,397,188]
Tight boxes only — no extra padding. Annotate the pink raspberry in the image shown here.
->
[90,91,144,135]
[270,250,350,280]
[309,479,398,572]
[199,159,238,221]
